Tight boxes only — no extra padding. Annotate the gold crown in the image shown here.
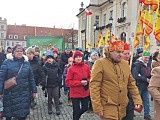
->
[108,40,124,52]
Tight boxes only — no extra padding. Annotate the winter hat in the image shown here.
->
[73,50,83,59]
[12,45,24,54]
[137,47,143,54]
[90,52,98,57]
[65,47,71,51]
[53,49,58,54]
[142,51,150,57]
[46,55,54,59]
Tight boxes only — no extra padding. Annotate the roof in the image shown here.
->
[6,25,78,42]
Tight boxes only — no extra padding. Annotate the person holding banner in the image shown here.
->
[90,40,143,120]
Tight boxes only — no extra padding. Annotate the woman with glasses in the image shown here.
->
[0,45,37,120]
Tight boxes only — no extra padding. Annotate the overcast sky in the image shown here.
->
[0,0,90,29]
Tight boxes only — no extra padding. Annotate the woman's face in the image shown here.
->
[14,48,24,59]
[91,53,98,60]
[47,58,54,64]
[27,52,34,60]
[74,56,82,63]
[157,54,160,60]
[54,53,58,58]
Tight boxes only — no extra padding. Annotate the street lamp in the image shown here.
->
[109,17,113,41]
[93,23,97,48]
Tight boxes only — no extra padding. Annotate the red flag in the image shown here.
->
[85,9,92,15]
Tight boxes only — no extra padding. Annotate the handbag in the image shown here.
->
[4,63,23,89]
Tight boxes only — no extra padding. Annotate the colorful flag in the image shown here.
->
[112,34,118,41]
[143,0,159,11]
[154,7,160,42]
[86,41,92,48]
[96,32,104,47]
[104,29,110,45]
[143,35,150,51]
[141,9,153,35]
[85,9,92,15]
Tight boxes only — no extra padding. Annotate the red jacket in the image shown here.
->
[66,62,90,98]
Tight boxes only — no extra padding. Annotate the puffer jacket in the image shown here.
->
[66,62,90,98]
[29,56,45,86]
[132,57,151,90]
[42,60,62,88]
[0,53,37,117]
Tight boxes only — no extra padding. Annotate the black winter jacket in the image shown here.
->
[29,56,46,86]
[43,61,62,88]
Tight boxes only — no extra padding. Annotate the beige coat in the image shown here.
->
[151,60,160,69]
[90,58,142,120]
[148,66,160,120]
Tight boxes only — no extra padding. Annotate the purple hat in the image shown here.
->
[12,45,24,54]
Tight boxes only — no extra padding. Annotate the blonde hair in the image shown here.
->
[25,47,35,54]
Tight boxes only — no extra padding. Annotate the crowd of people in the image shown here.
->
[0,42,160,120]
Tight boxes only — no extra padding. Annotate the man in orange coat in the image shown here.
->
[90,40,143,120]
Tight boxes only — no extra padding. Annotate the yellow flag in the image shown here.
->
[141,9,153,35]
[143,35,150,51]
[86,41,92,48]
[96,32,104,47]
[143,0,159,11]
[154,7,160,42]
[112,34,118,41]
[104,29,110,45]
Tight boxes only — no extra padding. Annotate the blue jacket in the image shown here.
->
[132,58,151,90]
[0,54,37,117]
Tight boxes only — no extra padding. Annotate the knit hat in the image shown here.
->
[137,47,143,54]
[142,51,150,57]
[65,47,71,51]
[53,49,58,54]
[12,45,24,54]
[46,55,54,59]
[73,51,83,59]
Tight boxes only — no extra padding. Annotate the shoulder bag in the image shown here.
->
[4,63,23,90]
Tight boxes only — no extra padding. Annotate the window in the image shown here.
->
[7,41,10,46]
[14,35,18,39]
[1,25,4,29]
[12,42,14,46]
[103,14,106,26]
[122,2,127,17]
[95,15,99,27]
[9,35,13,39]
[110,10,113,19]
[24,35,27,40]
[0,33,4,38]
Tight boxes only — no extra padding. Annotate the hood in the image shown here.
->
[137,57,147,67]
[6,53,28,62]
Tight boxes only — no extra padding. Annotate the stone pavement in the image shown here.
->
[10,87,154,120]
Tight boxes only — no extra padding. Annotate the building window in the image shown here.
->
[0,33,4,38]
[14,35,18,39]
[12,42,14,46]
[110,10,113,19]
[24,35,27,40]
[95,15,99,27]
[122,2,127,17]
[9,35,13,39]
[103,14,106,26]
[1,25,4,29]
[7,41,10,46]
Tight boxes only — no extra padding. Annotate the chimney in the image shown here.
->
[79,2,84,12]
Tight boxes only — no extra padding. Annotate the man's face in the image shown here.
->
[65,50,70,54]
[142,56,149,63]
[122,50,130,61]
[110,50,123,63]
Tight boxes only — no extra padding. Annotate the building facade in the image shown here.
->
[0,17,7,49]
[77,0,158,53]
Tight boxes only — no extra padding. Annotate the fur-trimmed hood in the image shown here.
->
[6,53,28,62]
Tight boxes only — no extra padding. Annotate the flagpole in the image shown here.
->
[84,14,87,51]
[130,2,142,69]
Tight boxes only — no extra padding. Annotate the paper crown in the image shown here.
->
[142,51,150,57]
[108,40,124,52]
[124,43,130,50]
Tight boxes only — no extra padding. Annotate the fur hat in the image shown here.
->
[90,52,98,57]
[73,51,83,59]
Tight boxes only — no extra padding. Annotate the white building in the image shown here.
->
[77,0,159,53]
[0,17,7,50]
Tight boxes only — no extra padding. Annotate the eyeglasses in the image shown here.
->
[15,51,23,52]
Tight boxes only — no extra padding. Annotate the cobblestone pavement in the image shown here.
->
[3,87,154,120]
